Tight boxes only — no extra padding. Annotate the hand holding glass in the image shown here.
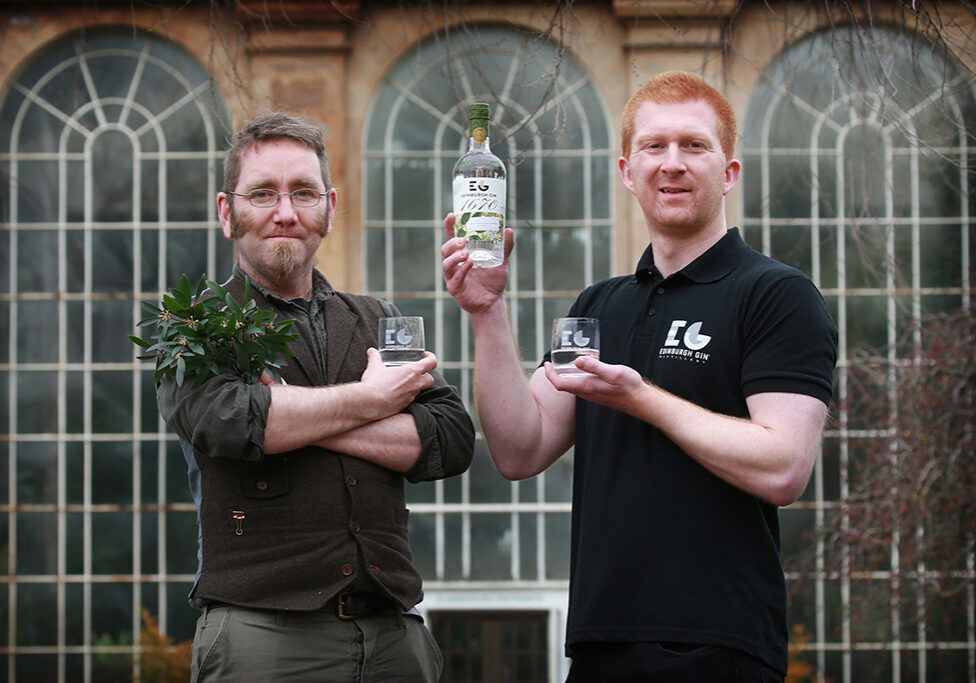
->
[551,317,600,376]
[378,317,426,366]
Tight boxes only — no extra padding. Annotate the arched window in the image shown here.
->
[363,25,613,587]
[742,25,976,682]
[0,28,231,680]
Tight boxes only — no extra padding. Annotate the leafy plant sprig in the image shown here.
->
[130,274,297,388]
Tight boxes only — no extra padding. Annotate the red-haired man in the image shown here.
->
[442,72,837,681]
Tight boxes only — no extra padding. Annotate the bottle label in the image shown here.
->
[452,176,505,241]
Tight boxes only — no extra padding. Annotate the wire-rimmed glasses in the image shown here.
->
[228,188,327,208]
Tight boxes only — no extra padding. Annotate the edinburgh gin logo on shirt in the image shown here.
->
[659,320,712,363]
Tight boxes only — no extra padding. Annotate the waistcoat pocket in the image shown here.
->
[240,468,290,499]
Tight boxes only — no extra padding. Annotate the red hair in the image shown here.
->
[620,71,737,158]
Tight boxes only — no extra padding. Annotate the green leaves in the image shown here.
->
[129,274,297,388]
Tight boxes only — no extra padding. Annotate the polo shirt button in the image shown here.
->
[350,522,361,533]
[648,308,656,317]
[346,475,357,487]
[255,480,268,491]
[657,287,665,294]
[341,564,354,576]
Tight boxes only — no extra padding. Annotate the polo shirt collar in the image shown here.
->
[634,227,748,284]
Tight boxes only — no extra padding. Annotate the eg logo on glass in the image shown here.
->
[559,330,591,348]
[384,328,414,346]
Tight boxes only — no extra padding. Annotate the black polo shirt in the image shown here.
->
[548,228,837,675]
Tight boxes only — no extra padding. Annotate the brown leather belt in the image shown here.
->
[320,592,399,620]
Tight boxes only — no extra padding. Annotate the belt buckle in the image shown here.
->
[337,592,354,620]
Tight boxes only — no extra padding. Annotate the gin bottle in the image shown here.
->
[452,102,506,268]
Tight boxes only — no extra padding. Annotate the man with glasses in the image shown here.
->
[157,112,474,681]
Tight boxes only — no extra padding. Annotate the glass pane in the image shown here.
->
[470,513,512,580]
[0,442,8,504]
[16,441,58,505]
[17,583,58,644]
[92,441,134,504]
[392,157,435,220]
[93,130,135,223]
[17,371,58,433]
[442,513,463,580]
[91,371,132,433]
[167,581,200,641]
[92,511,134,574]
[540,156,584,220]
[769,224,812,272]
[91,299,134,363]
[166,160,211,222]
[87,50,139,100]
[407,513,436,578]
[15,161,58,223]
[543,454,572,502]
[166,228,210,285]
[65,303,85,364]
[540,227,587,291]
[17,512,58,574]
[14,105,69,154]
[140,159,161,222]
[16,300,59,364]
[518,512,537,580]
[392,227,436,292]
[767,155,813,219]
[16,229,59,292]
[91,229,134,293]
[91,582,133,642]
[65,512,85,574]
[163,441,188,503]
[162,101,217,153]
[166,509,199,575]
[468,446,510,504]
[17,656,58,682]
[544,512,570,580]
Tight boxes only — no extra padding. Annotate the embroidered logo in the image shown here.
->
[659,320,712,363]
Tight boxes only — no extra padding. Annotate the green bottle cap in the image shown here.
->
[469,102,490,142]
[469,102,490,121]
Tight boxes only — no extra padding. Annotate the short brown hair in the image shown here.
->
[223,112,333,193]
[620,71,737,158]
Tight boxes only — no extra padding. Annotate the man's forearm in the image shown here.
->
[263,349,437,454]
[555,357,827,506]
[315,413,421,472]
[472,301,574,480]
[263,382,387,453]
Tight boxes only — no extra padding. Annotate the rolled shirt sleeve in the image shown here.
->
[402,372,475,483]
[157,373,271,463]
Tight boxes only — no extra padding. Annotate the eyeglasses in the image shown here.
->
[228,188,327,208]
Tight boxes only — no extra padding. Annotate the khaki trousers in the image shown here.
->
[191,604,443,682]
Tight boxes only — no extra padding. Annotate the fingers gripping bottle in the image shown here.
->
[452,102,506,267]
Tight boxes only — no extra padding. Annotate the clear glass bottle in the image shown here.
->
[452,102,506,267]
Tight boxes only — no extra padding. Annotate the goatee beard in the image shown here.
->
[268,240,300,282]
[228,204,329,284]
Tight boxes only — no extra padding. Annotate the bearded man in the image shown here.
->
[157,112,474,682]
